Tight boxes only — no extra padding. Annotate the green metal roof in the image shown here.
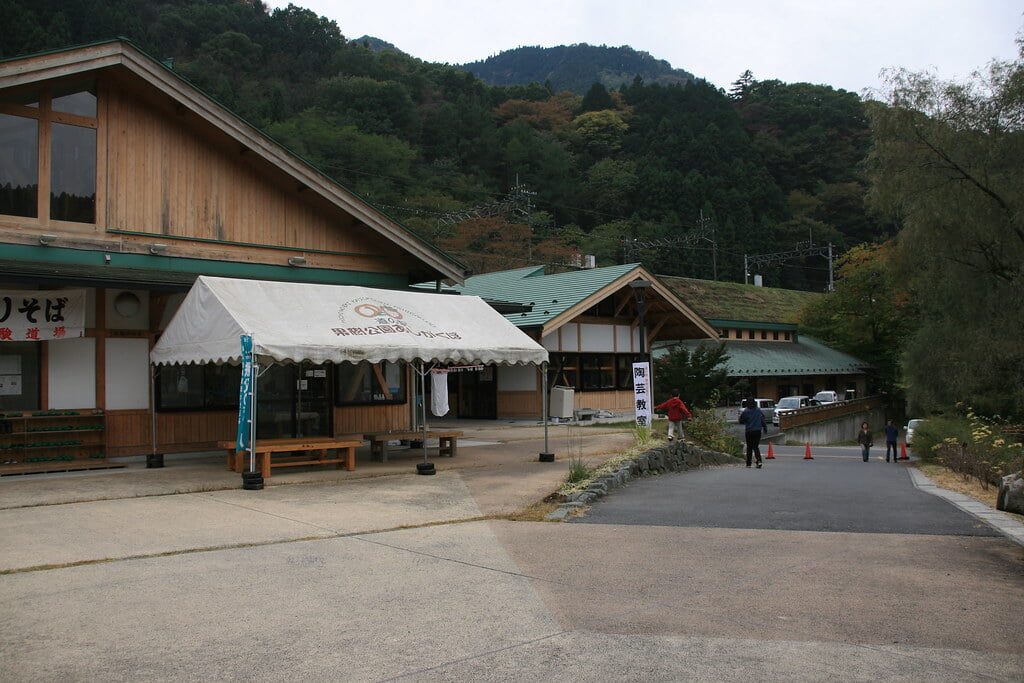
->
[437,263,644,328]
[656,336,871,376]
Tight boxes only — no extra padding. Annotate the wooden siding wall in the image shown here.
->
[101,85,402,269]
[497,389,635,418]
[334,402,410,434]
[497,391,539,418]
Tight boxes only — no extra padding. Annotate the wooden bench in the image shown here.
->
[218,437,363,479]
[362,430,463,463]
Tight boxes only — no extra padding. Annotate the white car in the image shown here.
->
[906,419,924,445]
[736,398,775,425]
[813,390,839,404]
[773,395,810,425]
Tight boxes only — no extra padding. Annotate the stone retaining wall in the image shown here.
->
[546,440,743,520]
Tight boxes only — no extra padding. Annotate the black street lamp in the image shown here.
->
[629,278,653,359]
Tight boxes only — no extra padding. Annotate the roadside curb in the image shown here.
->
[546,440,743,520]
[908,467,1024,547]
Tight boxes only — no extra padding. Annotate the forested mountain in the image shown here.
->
[0,0,881,290]
[461,44,694,94]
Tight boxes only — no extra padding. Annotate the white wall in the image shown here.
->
[580,324,614,352]
[498,364,537,391]
[105,338,150,409]
[47,337,96,409]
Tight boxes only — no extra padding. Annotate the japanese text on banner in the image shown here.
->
[632,361,652,428]
[0,290,86,341]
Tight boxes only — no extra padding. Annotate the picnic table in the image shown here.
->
[219,436,363,479]
[362,430,463,463]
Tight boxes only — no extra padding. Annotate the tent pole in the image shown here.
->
[539,361,554,462]
[147,365,163,468]
[416,360,435,475]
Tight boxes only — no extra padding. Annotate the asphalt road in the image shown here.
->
[574,445,1001,536]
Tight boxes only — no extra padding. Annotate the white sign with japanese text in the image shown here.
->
[0,290,86,341]
[632,361,652,429]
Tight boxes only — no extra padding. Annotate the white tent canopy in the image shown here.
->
[150,275,549,367]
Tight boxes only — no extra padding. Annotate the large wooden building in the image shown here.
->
[0,40,469,472]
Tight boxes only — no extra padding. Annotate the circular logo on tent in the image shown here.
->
[354,303,403,320]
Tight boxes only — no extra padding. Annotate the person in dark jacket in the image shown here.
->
[857,421,873,462]
[655,389,692,441]
[738,398,766,468]
[884,419,899,462]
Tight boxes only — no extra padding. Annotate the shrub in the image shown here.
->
[925,407,1024,489]
[686,409,742,457]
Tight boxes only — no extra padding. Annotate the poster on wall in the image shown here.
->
[632,361,652,429]
[0,290,86,341]
[0,374,21,395]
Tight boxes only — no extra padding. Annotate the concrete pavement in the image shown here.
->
[2,424,1023,681]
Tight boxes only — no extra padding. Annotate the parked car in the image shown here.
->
[741,398,775,425]
[906,419,924,445]
[813,390,839,404]
[773,395,811,425]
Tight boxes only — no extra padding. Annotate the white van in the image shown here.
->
[737,399,775,425]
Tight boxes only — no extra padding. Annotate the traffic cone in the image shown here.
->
[899,442,910,460]
[804,442,814,459]
[766,442,775,459]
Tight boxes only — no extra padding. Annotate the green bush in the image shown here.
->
[686,409,742,457]
[918,408,1024,488]
[911,415,971,460]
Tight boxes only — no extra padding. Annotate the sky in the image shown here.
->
[268,0,1023,95]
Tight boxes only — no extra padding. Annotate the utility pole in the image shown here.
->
[744,241,837,291]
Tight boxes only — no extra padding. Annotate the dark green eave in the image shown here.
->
[707,319,798,332]
[655,336,872,377]
[0,245,408,291]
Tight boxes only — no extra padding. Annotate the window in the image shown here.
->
[784,332,791,341]
[335,360,406,405]
[747,330,755,340]
[549,354,578,390]
[615,354,642,390]
[719,328,728,338]
[0,343,41,411]
[0,114,38,217]
[772,331,779,340]
[0,82,97,223]
[50,122,96,222]
[761,330,768,340]
[156,364,241,411]
[581,354,614,390]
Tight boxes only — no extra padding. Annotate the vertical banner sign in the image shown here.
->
[237,335,254,452]
[0,289,86,341]
[632,361,651,429]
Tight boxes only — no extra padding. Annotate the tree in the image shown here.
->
[798,242,909,402]
[653,343,731,408]
[865,38,1024,418]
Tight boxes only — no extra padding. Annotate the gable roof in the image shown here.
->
[0,39,468,284]
[437,263,718,340]
[660,276,818,324]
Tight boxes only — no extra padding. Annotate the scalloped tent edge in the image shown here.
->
[150,276,549,367]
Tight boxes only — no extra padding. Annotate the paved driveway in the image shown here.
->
[2,438,1022,681]
[575,445,1001,535]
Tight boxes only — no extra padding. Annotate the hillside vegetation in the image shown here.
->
[1,0,880,291]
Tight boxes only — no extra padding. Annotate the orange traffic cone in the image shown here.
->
[766,442,775,459]
[804,442,814,459]
[899,442,910,460]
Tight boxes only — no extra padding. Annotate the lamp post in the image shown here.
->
[629,278,653,360]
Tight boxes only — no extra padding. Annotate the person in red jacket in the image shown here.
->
[655,389,692,441]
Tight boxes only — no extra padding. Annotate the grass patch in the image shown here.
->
[558,434,667,496]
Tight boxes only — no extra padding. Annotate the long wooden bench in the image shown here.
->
[218,437,363,479]
[362,430,463,463]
